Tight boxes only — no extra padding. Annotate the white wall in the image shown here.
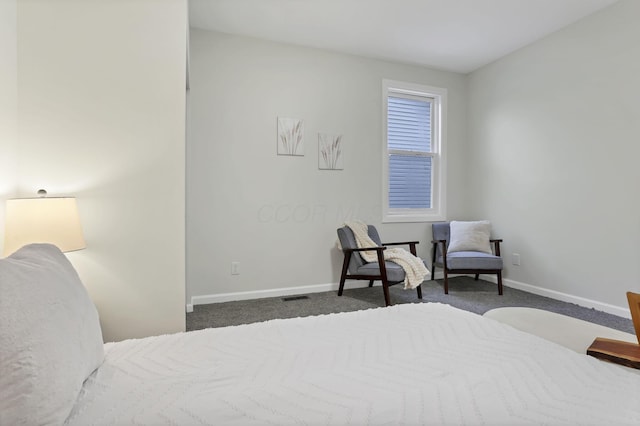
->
[187,30,467,303]
[16,0,187,342]
[467,0,640,315]
[0,0,17,222]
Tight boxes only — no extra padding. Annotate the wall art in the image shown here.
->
[318,133,343,170]
[277,117,304,156]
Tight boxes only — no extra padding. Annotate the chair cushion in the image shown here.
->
[357,261,405,283]
[441,251,503,270]
[337,225,384,273]
[356,259,428,283]
[432,222,450,242]
[431,222,450,259]
[366,226,383,246]
[447,220,492,254]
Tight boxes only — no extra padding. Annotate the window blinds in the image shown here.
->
[387,95,433,209]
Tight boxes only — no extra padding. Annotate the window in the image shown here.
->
[382,80,446,222]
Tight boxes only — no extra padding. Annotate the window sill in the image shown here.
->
[382,211,446,223]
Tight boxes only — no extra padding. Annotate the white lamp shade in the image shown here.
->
[3,197,86,256]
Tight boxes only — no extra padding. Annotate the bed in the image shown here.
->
[2,244,640,425]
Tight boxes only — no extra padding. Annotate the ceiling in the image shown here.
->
[188,0,617,74]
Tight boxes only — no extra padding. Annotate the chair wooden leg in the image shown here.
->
[416,284,423,300]
[382,280,391,306]
[444,270,449,294]
[474,274,479,281]
[338,252,352,296]
[377,250,391,306]
[368,280,374,287]
[497,271,503,295]
[431,245,437,281]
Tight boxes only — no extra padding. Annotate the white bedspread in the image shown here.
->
[65,303,640,425]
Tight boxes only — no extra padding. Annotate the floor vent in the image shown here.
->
[282,295,309,302]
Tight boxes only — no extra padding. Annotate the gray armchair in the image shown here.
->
[431,222,503,295]
[337,225,424,306]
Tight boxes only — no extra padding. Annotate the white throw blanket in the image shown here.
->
[344,221,430,289]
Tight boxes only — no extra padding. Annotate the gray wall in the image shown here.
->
[11,0,188,342]
[188,1,639,316]
[467,0,640,314]
[0,0,17,207]
[187,30,468,304]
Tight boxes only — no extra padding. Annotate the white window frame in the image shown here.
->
[382,79,447,223]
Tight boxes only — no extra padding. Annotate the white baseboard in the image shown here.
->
[190,281,372,307]
[189,276,631,320]
[479,274,631,319]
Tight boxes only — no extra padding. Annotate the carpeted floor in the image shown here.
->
[187,276,636,334]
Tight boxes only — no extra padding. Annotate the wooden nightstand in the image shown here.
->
[587,337,640,369]
[587,292,640,369]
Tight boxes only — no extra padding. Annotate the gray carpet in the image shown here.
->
[187,277,636,334]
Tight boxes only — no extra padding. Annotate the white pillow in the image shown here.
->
[447,220,492,254]
[0,244,104,425]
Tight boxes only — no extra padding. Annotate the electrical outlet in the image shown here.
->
[231,261,240,275]
[512,253,521,266]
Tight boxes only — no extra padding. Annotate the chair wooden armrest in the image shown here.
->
[343,246,386,253]
[490,239,502,256]
[383,241,420,246]
[383,241,419,256]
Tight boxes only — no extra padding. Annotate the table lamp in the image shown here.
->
[3,190,86,256]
